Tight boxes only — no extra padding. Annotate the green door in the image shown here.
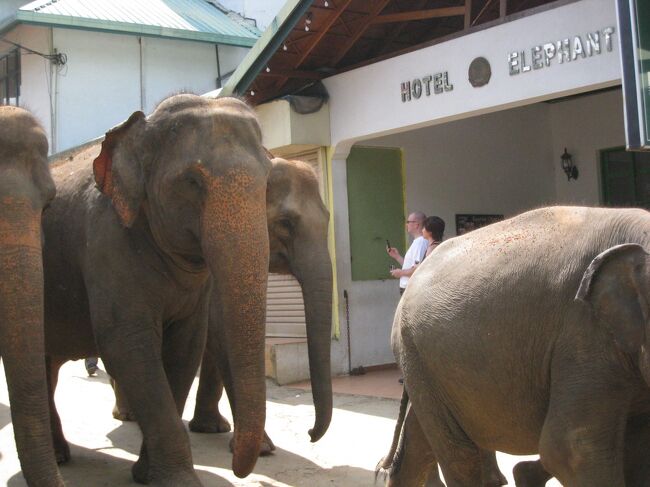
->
[346,146,405,281]
[601,147,650,209]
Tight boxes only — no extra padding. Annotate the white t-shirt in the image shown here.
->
[400,236,428,289]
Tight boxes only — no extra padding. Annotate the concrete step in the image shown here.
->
[265,337,309,385]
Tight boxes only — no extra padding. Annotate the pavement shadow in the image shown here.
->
[191,438,377,486]
[266,383,400,421]
[6,440,235,487]
[0,401,10,430]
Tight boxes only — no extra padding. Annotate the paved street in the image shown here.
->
[0,360,559,486]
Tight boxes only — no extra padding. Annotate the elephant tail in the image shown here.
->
[375,386,409,483]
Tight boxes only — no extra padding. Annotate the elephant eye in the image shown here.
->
[278,218,293,230]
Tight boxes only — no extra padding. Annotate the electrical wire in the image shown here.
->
[0,38,66,65]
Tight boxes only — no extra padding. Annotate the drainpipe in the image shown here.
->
[139,37,145,111]
[215,44,222,88]
[49,28,57,153]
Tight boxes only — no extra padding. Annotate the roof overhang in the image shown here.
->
[219,0,311,96]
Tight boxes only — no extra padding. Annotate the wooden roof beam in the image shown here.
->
[330,0,392,66]
[372,6,467,24]
[294,0,354,68]
[259,69,324,80]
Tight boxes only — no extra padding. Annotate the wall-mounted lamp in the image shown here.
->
[561,148,578,181]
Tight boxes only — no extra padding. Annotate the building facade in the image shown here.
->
[224,0,647,377]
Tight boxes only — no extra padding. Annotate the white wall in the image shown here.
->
[323,0,621,151]
[49,29,250,152]
[53,29,141,152]
[550,89,626,204]
[141,36,220,113]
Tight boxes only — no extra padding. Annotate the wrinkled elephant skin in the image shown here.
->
[0,106,63,487]
[388,206,650,487]
[188,157,333,451]
[42,95,270,486]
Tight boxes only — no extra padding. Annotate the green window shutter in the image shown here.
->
[346,147,405,281]
[601,147,650,209]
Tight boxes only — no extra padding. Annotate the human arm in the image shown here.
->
[387,247,404,266]
[390,265,417,279]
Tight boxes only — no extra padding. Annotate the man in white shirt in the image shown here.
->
[388,211,428,295]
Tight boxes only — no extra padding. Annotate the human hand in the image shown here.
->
[387,247,401,260]
[390,268,403,278]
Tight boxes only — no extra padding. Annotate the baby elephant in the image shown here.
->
[391,206,650,487]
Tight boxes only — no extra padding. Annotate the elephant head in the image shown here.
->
[93,95,271,477]
[0,107,63,486]
[266,157,333,441]
[576,243,650,384]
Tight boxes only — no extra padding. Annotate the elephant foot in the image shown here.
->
[53,436,71,464]
[113,405,136,422]
[188,412,231,433]
[132,463,202,487]
[228,431,275,457]
[132,454,151,484]
[513,460,551,487]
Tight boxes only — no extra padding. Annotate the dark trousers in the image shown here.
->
[399,287,405,296]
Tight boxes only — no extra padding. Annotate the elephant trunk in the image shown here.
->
[201,179,269,478]
[0,196,64,487]
[293,245,333,442]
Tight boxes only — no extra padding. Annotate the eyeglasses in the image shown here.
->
[406,220,420,224]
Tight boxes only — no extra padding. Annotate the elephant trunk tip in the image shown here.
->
[308,411,332,442]
[232,431,263,478]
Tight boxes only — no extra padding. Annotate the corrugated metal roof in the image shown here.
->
[16,0,261,46]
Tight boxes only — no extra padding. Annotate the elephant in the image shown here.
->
[0,107,64,487]
[188,156,333,449]
[42,94,271,486]
[389,206,650,487]
[113,157,334,454]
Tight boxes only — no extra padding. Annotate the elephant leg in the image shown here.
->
[90,303,202,487]
[513,460,552,487]
[624,413,650,487]
[479,450,507,486]
[401,339,482,487]
[111,377,135,421]
[386,406,441,487]
[189,327,231,434]
[539,371,629,487]
[46,355,70,464]
[130,310,208,486]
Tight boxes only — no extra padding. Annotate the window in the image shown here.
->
[601,147,650,209]
[0,49,20,106]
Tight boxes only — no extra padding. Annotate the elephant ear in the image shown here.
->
[93,110,146,228]
[576,243,649,354]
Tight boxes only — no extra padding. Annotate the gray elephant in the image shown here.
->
[113,157,334,453]
[0,107,64,487]
[42,94,271,486]
[188,157,333,450]
[389,206,650,487]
